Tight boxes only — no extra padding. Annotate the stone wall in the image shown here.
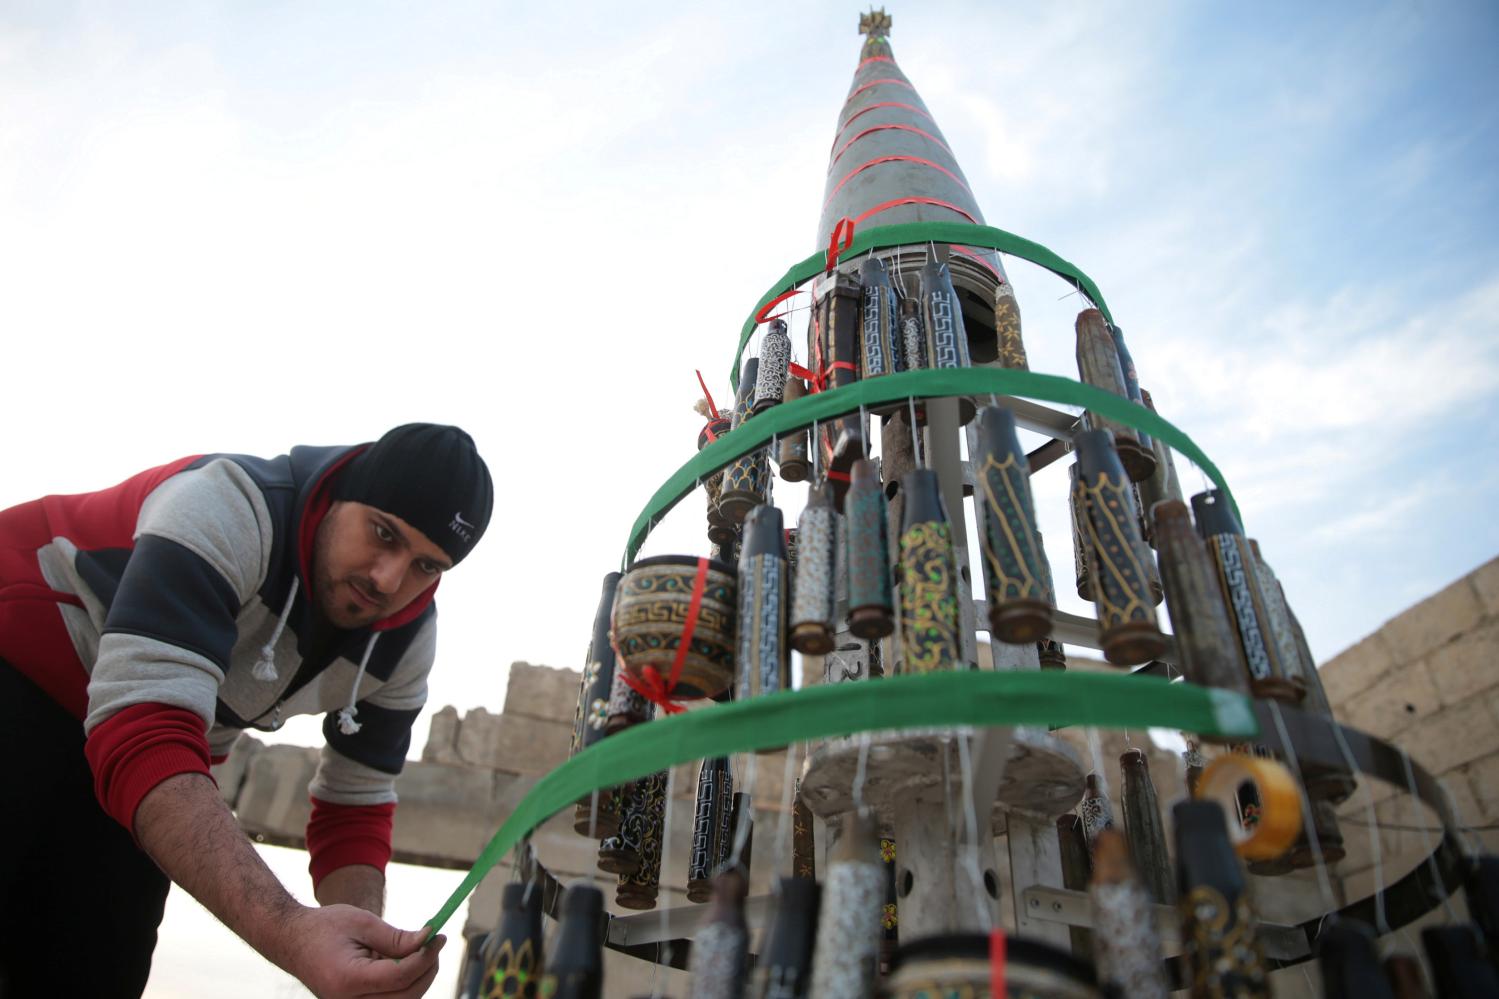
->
[1314,555,1499,977]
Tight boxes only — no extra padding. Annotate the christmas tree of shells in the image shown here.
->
[529,10,1482,999]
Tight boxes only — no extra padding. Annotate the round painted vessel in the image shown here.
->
[611,555,737,700]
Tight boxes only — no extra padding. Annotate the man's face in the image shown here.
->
[312,501,452,629]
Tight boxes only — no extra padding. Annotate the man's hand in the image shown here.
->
[281,905,445,999]
[134,773,444,997]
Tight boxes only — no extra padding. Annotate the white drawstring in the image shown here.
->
[251,578,300,682]
[337,633,380,735]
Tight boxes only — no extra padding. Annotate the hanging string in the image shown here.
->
[907,395,923,468]
[1265,702,1338,913]
[732,752,760,876]
[586,788,601,890]
[771,743,801,884]
[852,733,873,814]
[1399,747,1459,923]
[956,733,993,928]
[1328,720,1391,936]
[656,764,679,984]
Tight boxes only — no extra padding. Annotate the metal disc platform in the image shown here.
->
[797,725,1086,830]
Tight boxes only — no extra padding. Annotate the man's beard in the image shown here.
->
[312,520,386,629]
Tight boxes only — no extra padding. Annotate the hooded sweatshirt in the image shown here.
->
[0,445,439,885]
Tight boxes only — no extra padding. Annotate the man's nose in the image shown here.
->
[370,554,406,594]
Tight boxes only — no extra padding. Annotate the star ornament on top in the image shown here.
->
[859,8,892,38]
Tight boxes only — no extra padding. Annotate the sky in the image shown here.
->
[2,1,1497,995]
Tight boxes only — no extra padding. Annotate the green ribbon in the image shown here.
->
[425,669,1259,934]
[629,366,1239,568]
[730,220,1113,390]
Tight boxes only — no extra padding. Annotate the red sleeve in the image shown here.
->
[305,796,396,888]
[84,702,214,834]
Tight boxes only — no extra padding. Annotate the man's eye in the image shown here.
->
[373,523,394,543]
[418,561,442,576]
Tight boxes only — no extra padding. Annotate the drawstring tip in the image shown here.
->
[251,653,279,683]
[337,707,361,735]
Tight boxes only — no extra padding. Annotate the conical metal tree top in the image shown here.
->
[820,9,1010,353]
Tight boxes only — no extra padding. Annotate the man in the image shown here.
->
[0,423,493,998]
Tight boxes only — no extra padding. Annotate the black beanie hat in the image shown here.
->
[334,423,493,565]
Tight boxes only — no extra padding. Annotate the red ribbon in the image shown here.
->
[989,929,1007,997]
[695,369,721,443]
[825,217,855,272]
[755,289,804,325]
[619,557,710,716]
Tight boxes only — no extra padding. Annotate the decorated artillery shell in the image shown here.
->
[539,883,605,999]
[726,791,755,881]
[1192,490,1302,703]
[859,254,900,378]
[1137,389,1183,535]
[1173,800,1270,998]
[777,377,810,483]
[1245,539,1306,696]
[703,408,737,546]
[846,458,895,639]
[481,881,545,999]
[1074,432,1167,665]
[790,485,838,654]
[808,811,885,999]
[920,260,971,370]
[597,775,647,876]
[753,319,792,415]
[1422,925,1499,998]
[1107,323,1150,451]
[573,786,622,841]
[1466,855,1499,969]
[879,837,899,977]
[752,876,820,999]
[1184,740,1206,798]
[614,769,668,909]
[974,405,1052,643]
[1152,499,1251,698]
[1317,919,1394,999]
[791,779,816,880]
[1080,772,1116,851]
[688,756,735,902]
[899,297,927,371]
[897,468,961,673]
[1069,463,1095,602]
[1384,954,1433,999]
[1038,638,1068,671]
[1034,527,1058,608]
[1120,749,1175,905]
[737,505,790,709]
[1130,484,1165,602]
[994,279,1028,370]
[689,869,750,999]
[604,657,654,735]
[814,276,865,488]
[720,357,770,524]
[1057,813,1094,958]
[1287,797,1346,869]
[1280,574,1357,803]
[571,572,623,835]
[1089,829,1169,999]
[1074,308,1155,482]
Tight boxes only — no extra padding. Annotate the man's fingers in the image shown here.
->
[376,954,442,999]
[359,933,444,993]
[378,924,434,960]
